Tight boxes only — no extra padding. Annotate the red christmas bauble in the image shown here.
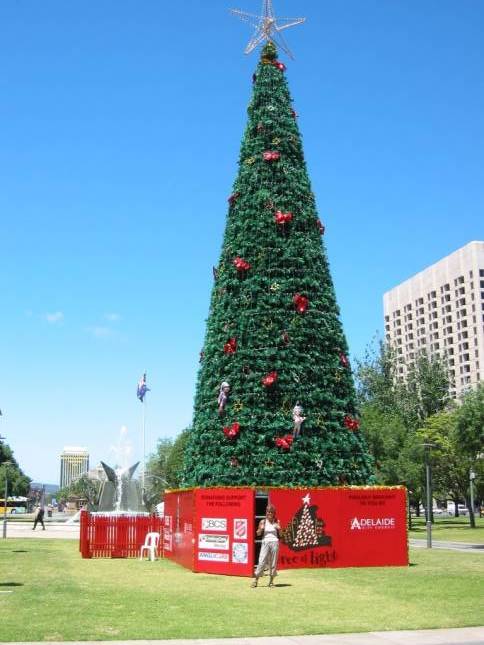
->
[263,150,280,162]
[339,352,349,368]
[274,210,293,225]
[293,293,309,314]
[228,192,240,205]
[233,257,251,272]
[344,415,360,431]
[223,422,241,439]
[275,434,293,450]
[261,370,278,388]
[223,338,237,354]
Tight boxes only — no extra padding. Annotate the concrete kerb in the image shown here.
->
[4,627,484,645]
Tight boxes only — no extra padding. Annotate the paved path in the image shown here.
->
[5,627,484,645]
[409,538,484,553]
[4,521,79,539]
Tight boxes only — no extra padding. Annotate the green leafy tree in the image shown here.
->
[455,385,484,458]
[454,385,484,526]
[145,438,174,510]
[416,410,472,520]
[56,475,101,510]
[401,352,451,428]
[356,342,451,518]
[0,439,30,497]
[166,429,190,488]
[182,42,374,487]
[143,431,191,510]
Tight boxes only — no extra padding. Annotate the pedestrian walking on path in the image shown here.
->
[32,505,45,530]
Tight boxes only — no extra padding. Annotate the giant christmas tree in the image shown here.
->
[182,19,374,487]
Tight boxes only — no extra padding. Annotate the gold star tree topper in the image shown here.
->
[231,0,306,59]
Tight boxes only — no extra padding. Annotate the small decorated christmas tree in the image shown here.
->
[292,502,320,549]
[280,493,332,551]
[182,20,374,487]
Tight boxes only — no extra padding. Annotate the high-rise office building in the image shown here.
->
[59,447,90,488]
[383,241,484,399]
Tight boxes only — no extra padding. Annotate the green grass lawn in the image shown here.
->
[408,516,484,543]
[1,539,483,641]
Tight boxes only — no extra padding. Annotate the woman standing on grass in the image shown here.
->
[251,504,280,588]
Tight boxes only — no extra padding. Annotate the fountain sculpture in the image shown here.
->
[98,461,146,514]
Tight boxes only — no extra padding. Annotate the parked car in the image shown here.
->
[447,502,469,516]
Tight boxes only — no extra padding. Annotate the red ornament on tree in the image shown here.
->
[263,150,280,162]
[273,60,286,71]
[293,293,309,314]
[261,371,278,388]
[316,219,325,235]
[339,352,349,368]
[274,210,293,225]
[344,415,360,431]
[282,331,290,345]
[275,434,294,450]
[233,257,251,272]
[230,456,240,467]
[291,109,298,119]
[223,338,237,354]
[228,192,240,205]
[223,422,241,439]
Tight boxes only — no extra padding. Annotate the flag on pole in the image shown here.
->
[137,373,150,402]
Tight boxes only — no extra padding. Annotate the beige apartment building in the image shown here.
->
[59,446,90,488]
[383,241,484,399]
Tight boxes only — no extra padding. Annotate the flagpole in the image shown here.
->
[142,389,146,496]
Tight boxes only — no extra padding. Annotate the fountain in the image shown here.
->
[98,461,146,514]
[80,426,160,558]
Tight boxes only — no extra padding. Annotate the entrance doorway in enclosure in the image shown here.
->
[254,490,268,567]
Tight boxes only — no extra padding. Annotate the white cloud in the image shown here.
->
[86,326,113,339]
[104,313,121,322]
[44,312,64,324]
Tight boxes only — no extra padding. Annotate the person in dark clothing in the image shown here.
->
[32,506,45,530]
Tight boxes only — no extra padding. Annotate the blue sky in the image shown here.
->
[1,0,483,484]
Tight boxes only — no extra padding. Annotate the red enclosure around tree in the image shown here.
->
[163,486,408,576]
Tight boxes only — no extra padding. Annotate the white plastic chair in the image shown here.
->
[139,532,160,561]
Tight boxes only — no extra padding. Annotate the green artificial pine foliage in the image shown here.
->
[182,42,375,487]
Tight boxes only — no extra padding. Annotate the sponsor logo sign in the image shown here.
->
[163,532,172,551]
[233,518,247,540]
[201,517,227,531]
[198,551,230,562]
[198,534,229,550]
[350,517,396,530]
[232,542,248,564]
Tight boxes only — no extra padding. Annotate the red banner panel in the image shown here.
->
[163,489,195,571]
[269,487,408,569]
[193,487,254,577]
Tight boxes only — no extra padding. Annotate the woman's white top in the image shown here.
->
[262,518,279,543]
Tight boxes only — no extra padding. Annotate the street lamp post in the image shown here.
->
[469,469,476,528]
[421,443,435,549]
[2,461,12,540]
